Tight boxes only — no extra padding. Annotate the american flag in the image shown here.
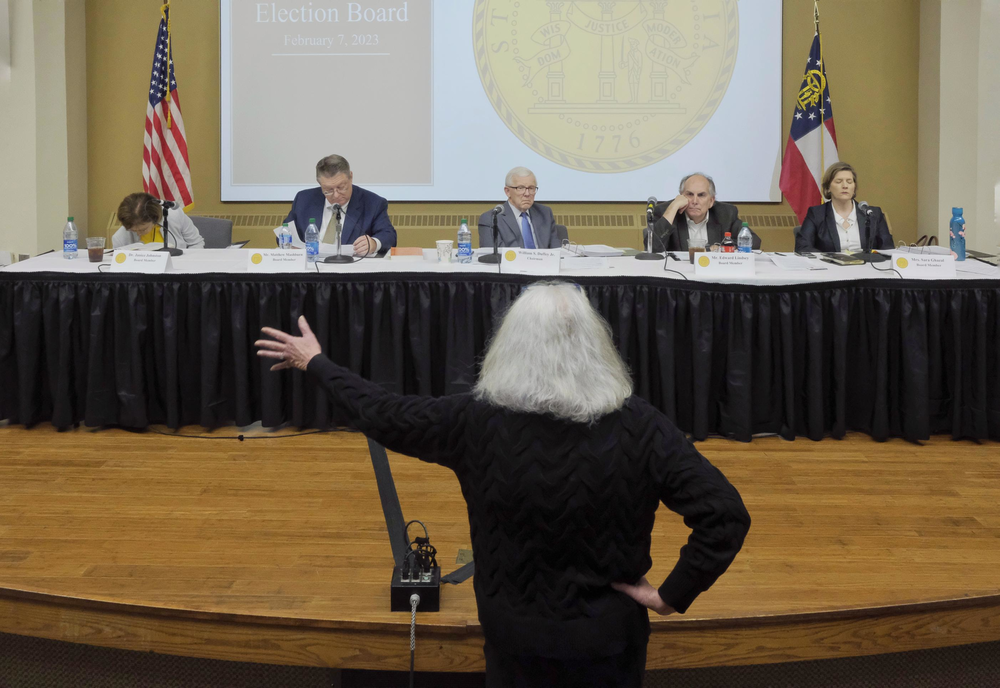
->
[143,4,193,208]
[778,28,838,224]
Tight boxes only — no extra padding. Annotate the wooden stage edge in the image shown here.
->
[2,425,999,672]
[2,585,1000,672]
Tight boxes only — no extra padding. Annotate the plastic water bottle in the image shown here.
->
[737,222,753,253]
[63,217,78,259]
[305,217,320,263]
[457,218,472,263]
[949,207,966,261]
[721,231,736,253]
[279,223,293,249]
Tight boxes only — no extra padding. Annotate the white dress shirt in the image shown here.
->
[686,215,709,247]
[320,198,381,252]
[833,203,862,252]
[507,201,540,248]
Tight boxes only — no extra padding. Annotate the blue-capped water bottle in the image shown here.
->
[305,218,320,263]
[63,217,78,260]
[737,222,753,253]
[457,218,472,263]
[279,223,293,249]
[949,207,966,261]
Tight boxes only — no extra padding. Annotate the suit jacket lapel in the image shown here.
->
[706,210,723,246]
[502,204,523,247]
[825,203,842,251]
[675,214,690,249]
[341,187,362,243]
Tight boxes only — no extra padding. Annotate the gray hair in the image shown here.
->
[505,166,536,187]
[679,172,716,198]
[316,154,351,179]
[474,283,632,424]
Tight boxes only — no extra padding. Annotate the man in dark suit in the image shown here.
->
[478,167,565,249]
[284,154,396,254]
[650,173,760,252]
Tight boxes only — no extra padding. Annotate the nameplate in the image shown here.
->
[247,250,307,273]
[693,252,755,278]
[499,248,560,276]
[110,250,171,274]
[893,254,956,279]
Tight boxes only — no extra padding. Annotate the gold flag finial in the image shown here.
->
[814,1,820,33]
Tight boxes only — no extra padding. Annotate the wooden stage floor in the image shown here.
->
[0,424,999,672]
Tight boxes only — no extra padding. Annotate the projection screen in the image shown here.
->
[221,0,782,201]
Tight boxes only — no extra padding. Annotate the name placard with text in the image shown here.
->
[110,251,171,274]
[693,252,755,278]
[246,250,307,273]
[893,254,956,279]
[498,248,560,276]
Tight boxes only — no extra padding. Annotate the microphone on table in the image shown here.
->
[479,204,505,265]
[635,196,663,260]
[324,202,354,263]
[855,200,888,263]
[151,199,182,256]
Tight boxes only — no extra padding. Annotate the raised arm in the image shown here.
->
[257,317,466,468]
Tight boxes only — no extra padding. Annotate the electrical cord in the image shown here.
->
[143,427,332,441]
[661,252,689,280]
[868,262,903,279]
[409,593,420,688]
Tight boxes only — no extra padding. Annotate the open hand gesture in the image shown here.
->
[256,315,322,372]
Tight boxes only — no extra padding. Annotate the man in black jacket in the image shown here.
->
[650,173,761,252]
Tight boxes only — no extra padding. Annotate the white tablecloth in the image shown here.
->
[4,248,998,285]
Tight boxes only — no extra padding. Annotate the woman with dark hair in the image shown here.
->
[256,283,750,688]
[111,192,205,249]
[795,161,894,253]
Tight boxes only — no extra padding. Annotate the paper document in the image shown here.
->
[561,244,624,258]
[954,259,1000,276]
[771,254,824,271]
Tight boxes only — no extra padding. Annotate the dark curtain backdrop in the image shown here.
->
[1,272,998,441]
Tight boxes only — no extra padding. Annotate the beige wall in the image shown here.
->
[0,0,86,257]
[0,0,37,257]
[918,0,1000,252]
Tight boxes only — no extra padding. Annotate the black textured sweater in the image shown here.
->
[308,355,751,658]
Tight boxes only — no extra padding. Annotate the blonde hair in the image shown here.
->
[821,162,858,200]
[474,283,632,423]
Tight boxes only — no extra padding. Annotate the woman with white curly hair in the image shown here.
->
[257,282,750,688]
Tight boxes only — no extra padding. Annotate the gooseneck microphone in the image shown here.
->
[324,202,354,263]
[479,204,505,264]
[153,199,183,257]
[635,196,663,260]
[855,200,888,263]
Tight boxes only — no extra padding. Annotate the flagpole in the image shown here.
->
[815,1,824,177]
[161,2,172,129]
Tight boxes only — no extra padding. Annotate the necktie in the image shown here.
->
[520,212,536,249]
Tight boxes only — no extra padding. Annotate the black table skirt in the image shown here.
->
[2,272,998,441]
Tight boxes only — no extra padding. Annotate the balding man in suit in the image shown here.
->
[478,167,565,250]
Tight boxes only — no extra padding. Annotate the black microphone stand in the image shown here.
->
[635,204,663,260]
[854,205,888,263]
[324,205,354,264]
[156,204,183,257]
[479,210,502,264]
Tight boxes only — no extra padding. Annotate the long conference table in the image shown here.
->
[2,248,999,442]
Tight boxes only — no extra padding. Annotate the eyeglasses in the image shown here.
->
[507,186,539,195]
[321,185,351,197]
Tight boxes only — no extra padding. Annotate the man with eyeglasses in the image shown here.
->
[478,167,566,250]
[283,154,396,255]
